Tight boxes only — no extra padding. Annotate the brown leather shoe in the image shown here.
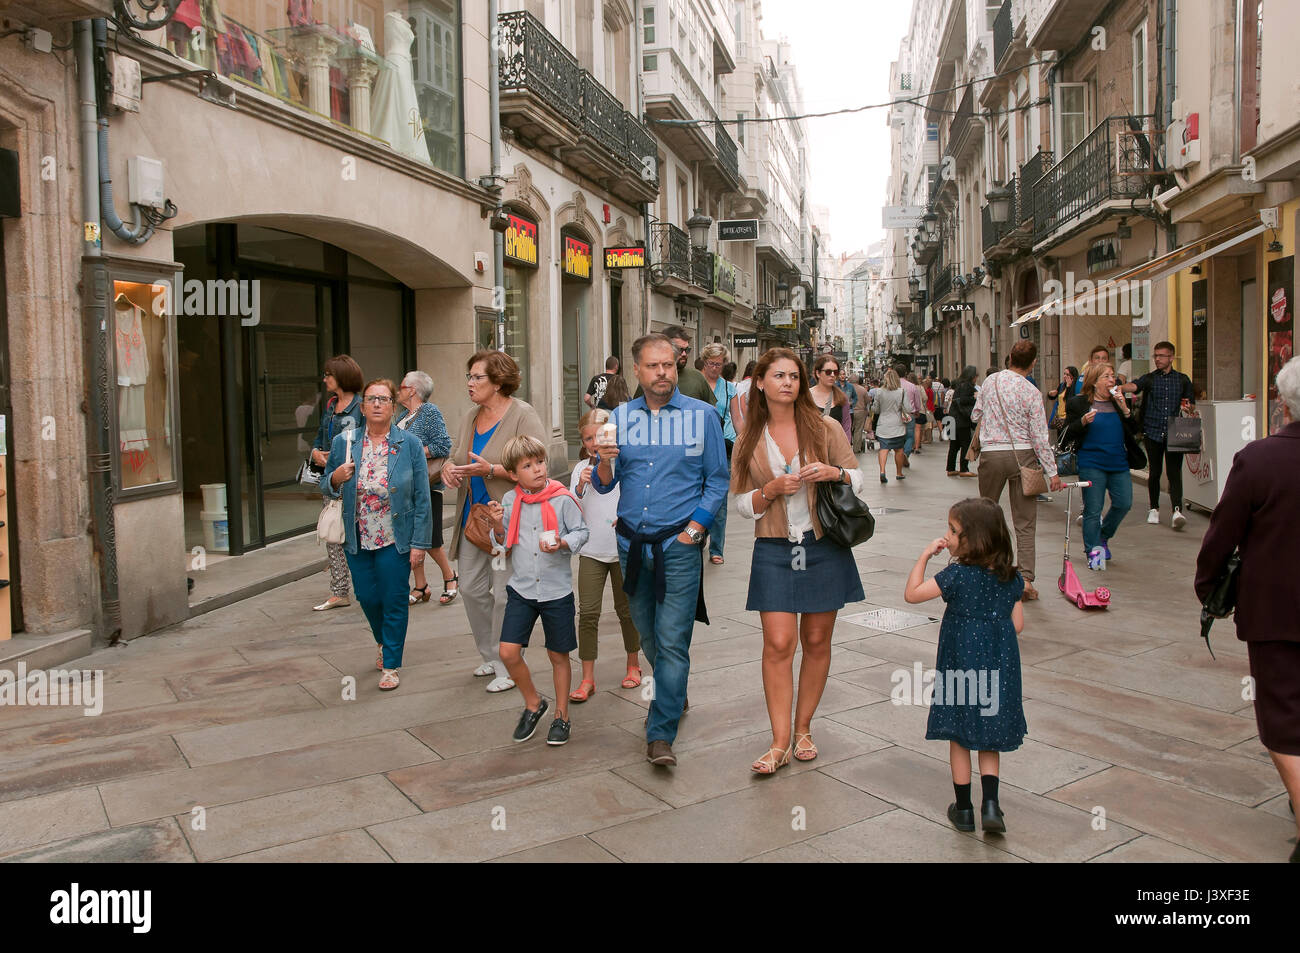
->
[1022,582,1039,601]
[646,740,677,766]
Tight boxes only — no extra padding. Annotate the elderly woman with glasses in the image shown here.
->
[322,379,433,692]
[395,370,457,606]
[443,350,548,693]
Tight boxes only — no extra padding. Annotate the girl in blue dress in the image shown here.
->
[904,497,1026,834]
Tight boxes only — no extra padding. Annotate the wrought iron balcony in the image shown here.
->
[1031,116,1160,244]
[691,247,715,293]
[498,11,658,201]
[993,0,1013,67]
[650,223,691,283]
[1019,148,1055,239]
[931,263,958,303]
[947,88,978,159]
[714,121,740,186]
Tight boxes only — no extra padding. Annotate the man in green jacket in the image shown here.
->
[634,325,715,404]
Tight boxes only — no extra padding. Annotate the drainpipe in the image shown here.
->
[635,0,651,336]
[77,18,121,641]
[489,0,505,351]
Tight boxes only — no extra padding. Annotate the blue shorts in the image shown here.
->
[500,587,578,654]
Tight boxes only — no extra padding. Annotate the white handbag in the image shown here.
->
[317,429,353,545]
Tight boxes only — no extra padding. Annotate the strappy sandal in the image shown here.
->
[378,669,400,691]
[710,555,724,565]
[408,585,431,605]
[793,732,818,762]
[621,666,643,689]
[569,679,596,703]
[439,573,459,606]
[751,744,793,775]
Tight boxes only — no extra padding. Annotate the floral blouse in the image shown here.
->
[357,434,395,550]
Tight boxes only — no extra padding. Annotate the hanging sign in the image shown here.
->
[563,235,592,280]
[718,219,759,241]
[714,256,737,303]
[604,245,646,268]
[504,213,539,267]
[732,334,758,348]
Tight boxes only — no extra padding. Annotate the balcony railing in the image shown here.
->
[931,263,958,302]
[691,247,715,293]
[993,0,1013,66]
[1019,148,1055,238]
[715,121,739,184]
[947,87,975,155]
[499,11,658,189]
[1031,116,1159,243]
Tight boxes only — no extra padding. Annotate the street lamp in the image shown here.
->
[986,182,1014,223]
[921,211,939,241]
[907,275,921,301]
[686,208,713,248]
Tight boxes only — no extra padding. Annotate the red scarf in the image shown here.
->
[506,479,580,549]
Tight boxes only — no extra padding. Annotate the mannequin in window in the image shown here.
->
[115,292,150,452]
[370,11,430,164]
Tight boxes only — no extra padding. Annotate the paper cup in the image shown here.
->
[540,530,558,547]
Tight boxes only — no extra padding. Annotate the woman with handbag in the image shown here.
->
[395,370,457,606]
[945,366,978,477]
[442,350,547,693]
[311,355,364,612]
[1061,363,1143,570]
[732,348,868,774]
[321,379,433,692]
[872,368,909,484]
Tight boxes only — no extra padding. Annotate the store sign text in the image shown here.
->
[505,214,539,267]
[605,245,646,269]
[563,235,592,280]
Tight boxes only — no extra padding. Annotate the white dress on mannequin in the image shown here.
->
[370,12,429,164]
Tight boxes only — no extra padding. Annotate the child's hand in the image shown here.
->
[539,538,562,553]
[925,537,947,559]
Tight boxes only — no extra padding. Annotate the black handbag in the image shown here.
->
[1198,551,1241,659]
[815,478,875,548]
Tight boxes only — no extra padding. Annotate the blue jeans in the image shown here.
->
[903,424,915,456]
[346,543,411,668]
[1078,466,1133,554]
[709,495,728,559]
[618,536,701,744]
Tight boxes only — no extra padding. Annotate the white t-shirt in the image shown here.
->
[569,460,619,563]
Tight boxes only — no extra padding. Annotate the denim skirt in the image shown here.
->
[876,434,906,450]
[746,531,865,613]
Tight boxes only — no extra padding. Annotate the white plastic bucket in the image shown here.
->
[200,483,227,512]
[200,509,229,553]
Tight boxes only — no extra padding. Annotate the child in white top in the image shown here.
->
[568,409,643,701]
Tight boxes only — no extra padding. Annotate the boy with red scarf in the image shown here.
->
[488,435,589,745]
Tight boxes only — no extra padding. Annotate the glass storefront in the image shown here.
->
[111,278,179,490]
[158,0,464,177]
[174,223,411,555]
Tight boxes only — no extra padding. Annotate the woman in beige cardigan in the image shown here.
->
[443,350,547,692]
[732,348,868,774]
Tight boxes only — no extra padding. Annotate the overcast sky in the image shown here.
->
[757,0,915,259]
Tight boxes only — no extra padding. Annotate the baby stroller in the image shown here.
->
[1057,481,1111,610]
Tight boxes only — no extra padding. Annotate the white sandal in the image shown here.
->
[379,669,400,691]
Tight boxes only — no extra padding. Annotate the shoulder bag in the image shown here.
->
[462,502,498,555]
[1198,551,1241,659]
[990,377,1048,497]
[815,471,876,548]
[316,428,353,544]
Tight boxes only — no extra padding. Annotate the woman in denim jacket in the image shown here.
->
[322,378,433,691]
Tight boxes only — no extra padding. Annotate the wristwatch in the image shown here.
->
[683,526,705,545]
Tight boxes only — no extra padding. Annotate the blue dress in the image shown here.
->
[924,563,1027,752]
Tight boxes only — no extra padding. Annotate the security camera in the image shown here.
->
[1152,184,1181,215]
[488,207,511,232]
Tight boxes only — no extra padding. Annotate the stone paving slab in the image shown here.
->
[167,656,343,701]
[1037,650,1251,712]
[181,775,420,863]
[589,771,894,863]
[1087,835,1217,863]
[0,787,110,858]
[218,829,393,863]
[750,807,1027,863]
[1,818,195,863]
[99,729,439,827]
[1048,766,1296,863]
[0,734,187,804]
[488,835,621,863]
[0,674,179,732]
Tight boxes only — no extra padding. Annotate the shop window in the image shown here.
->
[111,279,179,492]
[503,267,530,402]
[161,0,465,177]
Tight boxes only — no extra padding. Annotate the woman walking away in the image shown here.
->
[443,350,547,693]
[810,354,851,441]
[395,370,458,605]
[732,348,867,774]
[1061,362,1142,570]
[872,369,909,484]
[1196,356,1300,863]
[945,366,978,477]
[322,379,432,692]
[312,354,364,612]
[568,409,642,702]
[1047,366,1079,432]
[701,343,738,565]
[905,497,1026,834]
[598,372,630,410]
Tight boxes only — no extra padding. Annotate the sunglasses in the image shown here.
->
[820,368,838,375]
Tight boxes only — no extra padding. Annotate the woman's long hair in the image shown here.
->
[812,353,847,406]
[602,373,630,407]
[949,497,1017,583]
[882,368,901,390]
[730,348,829,493]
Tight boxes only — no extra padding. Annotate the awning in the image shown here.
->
[1010,219,1268,327]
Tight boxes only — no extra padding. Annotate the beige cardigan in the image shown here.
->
[733,417,859,540]
[447,397,547,558]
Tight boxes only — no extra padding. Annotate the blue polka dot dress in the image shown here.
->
[924,563,1027,752]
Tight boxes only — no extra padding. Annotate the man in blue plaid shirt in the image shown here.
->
[1122,340,1195,530]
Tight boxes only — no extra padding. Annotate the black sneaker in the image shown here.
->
[546,716,571,746]
[512,697,549,742]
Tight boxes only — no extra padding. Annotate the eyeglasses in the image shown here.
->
[820,368,838,375]
[466,374,489,383]
[362,395,393,405]
[674,345,691,354]
[704,361,724,369]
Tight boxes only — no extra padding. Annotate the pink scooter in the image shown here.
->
[1057,481,1111,610]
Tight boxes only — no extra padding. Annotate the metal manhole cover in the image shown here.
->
[841,607,938,631]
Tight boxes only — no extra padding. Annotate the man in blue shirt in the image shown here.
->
[592,334,729,767]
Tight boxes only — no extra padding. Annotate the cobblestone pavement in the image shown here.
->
[2,445,1294,863]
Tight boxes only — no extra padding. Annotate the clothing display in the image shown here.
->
[370,11,430,164]
[115,295,150,451]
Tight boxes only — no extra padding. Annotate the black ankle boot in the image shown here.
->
[980,798,1006,833]
[946,802,975,832]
